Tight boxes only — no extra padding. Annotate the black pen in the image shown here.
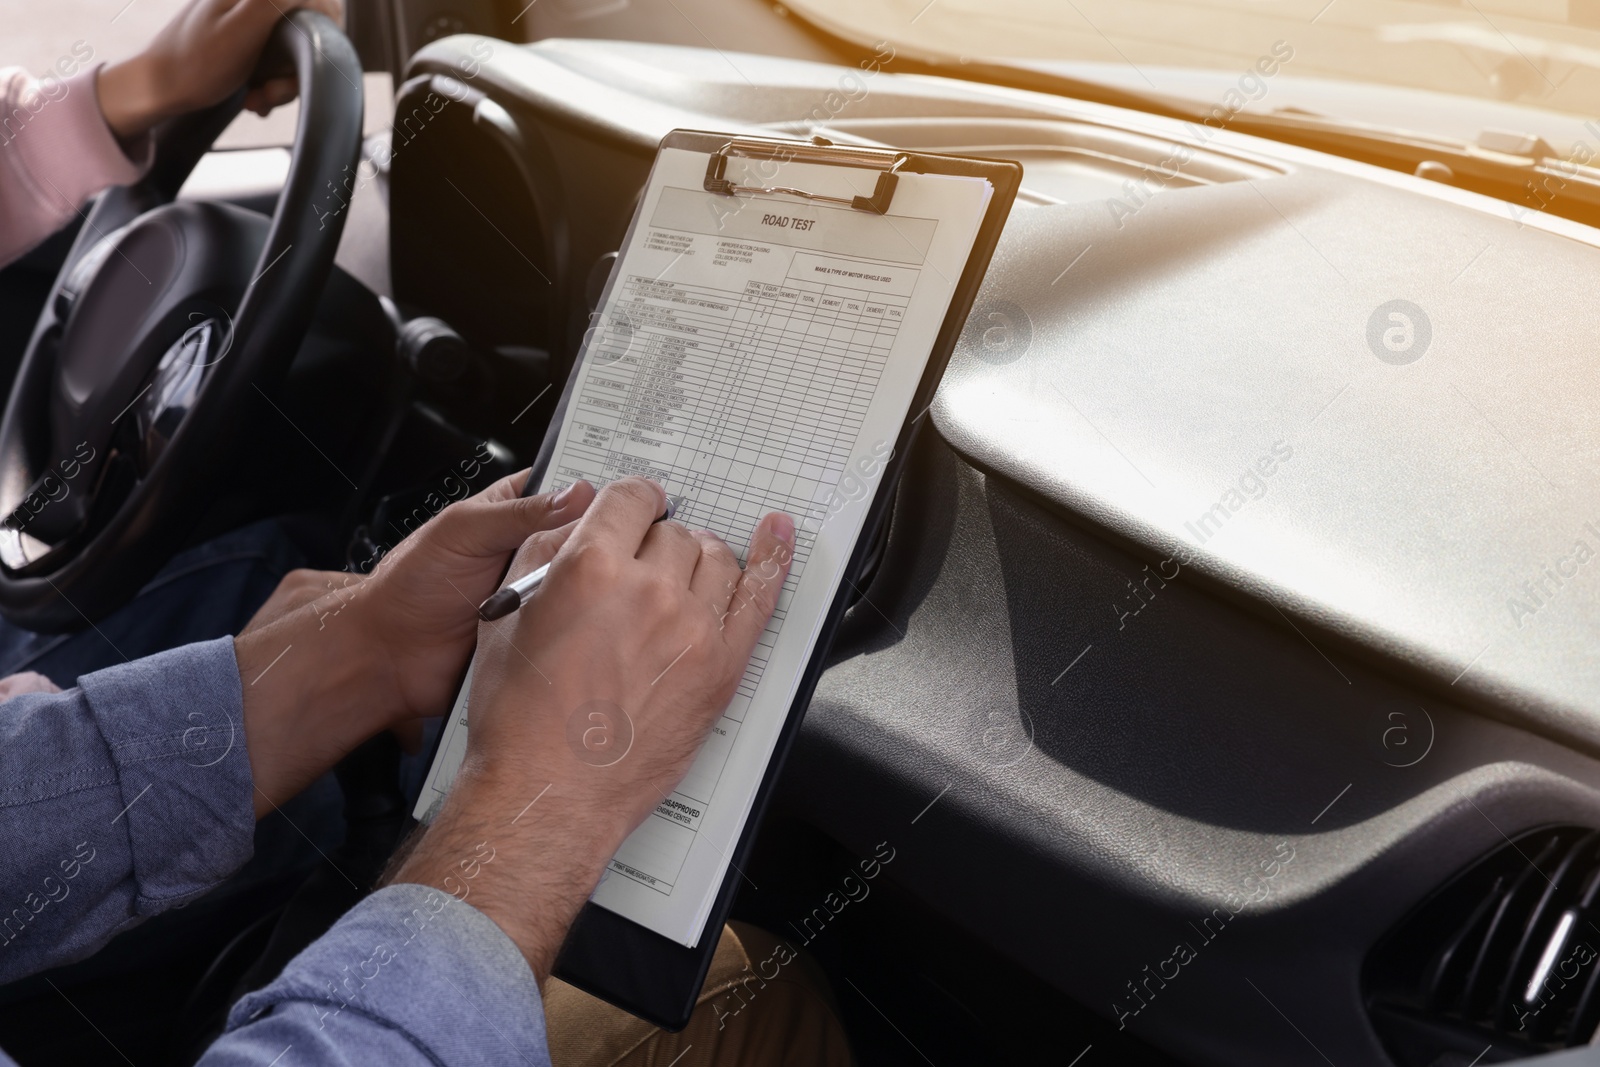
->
[477,497,677,621]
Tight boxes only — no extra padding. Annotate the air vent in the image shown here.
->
[1366,826,1600,1065]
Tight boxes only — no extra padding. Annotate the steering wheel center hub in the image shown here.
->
[29,202,268,547]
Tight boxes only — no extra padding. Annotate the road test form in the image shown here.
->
[417,143,993,947]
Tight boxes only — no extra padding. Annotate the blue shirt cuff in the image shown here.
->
[77,635,253,911]
[226,884,551,1067]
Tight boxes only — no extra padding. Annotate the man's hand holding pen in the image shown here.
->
[391,476,795,980]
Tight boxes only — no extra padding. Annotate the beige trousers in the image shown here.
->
[544,923,855,1067]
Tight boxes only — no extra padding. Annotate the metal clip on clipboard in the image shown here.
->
[703,136,909,215]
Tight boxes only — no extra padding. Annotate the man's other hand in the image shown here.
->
[391,477,795,980]
[233,471,595,818]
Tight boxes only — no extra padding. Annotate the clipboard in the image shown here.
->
[421,128,1021,1030]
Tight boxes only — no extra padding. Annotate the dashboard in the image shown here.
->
[384,34,1600,1066]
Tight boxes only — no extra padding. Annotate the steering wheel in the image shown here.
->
[0,11,363,633]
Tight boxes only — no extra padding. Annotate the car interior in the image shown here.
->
[2,0,1599,1064]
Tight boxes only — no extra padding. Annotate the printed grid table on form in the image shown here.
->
[548,255,914,894]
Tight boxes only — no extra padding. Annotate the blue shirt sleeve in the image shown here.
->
[0,637,254,983]
[0,639,552,1067]
[208,884,552,1067]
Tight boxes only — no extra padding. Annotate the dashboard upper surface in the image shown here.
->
[936,164,1600,754]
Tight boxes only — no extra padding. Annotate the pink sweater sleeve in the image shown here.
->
[0,64,153,270]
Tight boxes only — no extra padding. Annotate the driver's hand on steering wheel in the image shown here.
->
[232,470,596,819]
[97,0,344,142]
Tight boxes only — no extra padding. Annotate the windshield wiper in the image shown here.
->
[1211,106,1600,225]
[780,7,1600,227]
[998,59,1600,225]
[949,55,1600,226]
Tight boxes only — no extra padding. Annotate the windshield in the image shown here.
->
[787,0,1600,155]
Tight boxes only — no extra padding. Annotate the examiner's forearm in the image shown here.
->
[388,767,625,982]
[0,639,253,983]
[234,574,406,818]
[0,588,412,982]
[204,884,552,1067]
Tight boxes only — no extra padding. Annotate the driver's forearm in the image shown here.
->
[97,55,178,142]
[0,638,253,984]
[0,65,152,270]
